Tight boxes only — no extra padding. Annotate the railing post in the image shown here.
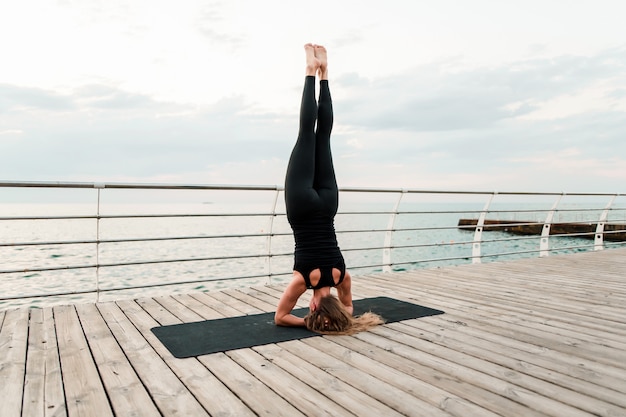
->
[540,194,563,257]
[594,195,616,251]
[382,190,405,273]
[94,183,105,301]
[265,189,280,284]
[472,193,496,264]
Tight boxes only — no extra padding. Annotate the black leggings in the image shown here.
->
[284,76,337,222]
[285,76,345,289]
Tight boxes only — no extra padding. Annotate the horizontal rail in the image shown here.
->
[1,179,624,197]
[0,233,288,248]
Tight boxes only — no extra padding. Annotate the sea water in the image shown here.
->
[1,199,622,310]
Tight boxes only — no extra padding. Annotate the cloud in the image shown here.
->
[0,81,293,182]
[1,44,625,194]
[331,47,626,164]
[337,47,626,134]
[73,84,160,109]
[0,129,23,136]
[194,2,247,48]
[0,84,75,112]
[608,88,626,100]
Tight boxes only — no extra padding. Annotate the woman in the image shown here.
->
[274,44,383,335]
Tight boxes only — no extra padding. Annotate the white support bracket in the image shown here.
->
[382,190,406,273]
[540,194,564,257]
[472,193,496,264]
[594,195,616,251]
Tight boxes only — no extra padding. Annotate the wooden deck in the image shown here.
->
[1,248,625,417]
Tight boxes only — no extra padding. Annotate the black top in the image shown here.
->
[291,215,342,266]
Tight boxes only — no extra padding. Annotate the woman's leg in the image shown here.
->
[284,45,321,222]
[313,45,338,216]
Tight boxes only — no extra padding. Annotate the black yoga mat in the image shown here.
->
[151,296,444,358]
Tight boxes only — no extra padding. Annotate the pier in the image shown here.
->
[458,218,626,241]
[1,248,625,416]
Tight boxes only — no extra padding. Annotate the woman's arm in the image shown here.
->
[336,272,353,315]
[274,275,307,327]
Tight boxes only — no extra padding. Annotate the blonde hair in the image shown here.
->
[304,295,385,335]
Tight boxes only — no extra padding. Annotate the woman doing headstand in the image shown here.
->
[274,44,383,334]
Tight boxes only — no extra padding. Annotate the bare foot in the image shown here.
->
[304,43,320,76]
[314,44,328,80]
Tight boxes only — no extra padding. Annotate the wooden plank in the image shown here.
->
[223,288,277,311]
[236,287,293,309]
[395,290,626,364]
[54,305,113,417]
[96,301,210,417]
[354,273,626,391]
[227,348,354,417]
[424,307,626,393]
[416,279,626,340]
[253,343,404,417]
[74,303,160,417]
[41,307,67,417]
[451,304,626,353]
[136,297,304,417]
[252,285,289,300]
[17,307,67,417]
[189,292,247,317]
[2,248,625,417]
[149,295,197,321]
[390,321,624,416]
[350,329,547,417]
[278,339,452,417]
[416,267,626,323]
[22,308,47,417]
[319,335,501,417]
[0,308,29,417]
[155,294,216,322]
[118,298,256,417]
[358,271,626,343]
[477,258,625,289]
[351,282,623,416]
[401,319,626,411]
[375,263,625,315]
[197,352,306,417]
[135,297,186,324]
[172,293,223,319]
[204,290,265,315]
[356,272,626,367]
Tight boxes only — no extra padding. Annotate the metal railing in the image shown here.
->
[1,180,625,307]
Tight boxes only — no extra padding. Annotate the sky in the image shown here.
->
[1,0,626,194]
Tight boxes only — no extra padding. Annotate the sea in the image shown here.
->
[1,196,624,310]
